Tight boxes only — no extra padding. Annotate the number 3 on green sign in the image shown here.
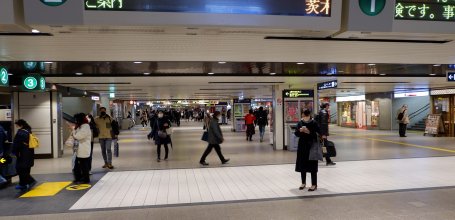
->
[24,77,37,90]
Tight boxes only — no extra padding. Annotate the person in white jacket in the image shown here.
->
[72,113,92,184]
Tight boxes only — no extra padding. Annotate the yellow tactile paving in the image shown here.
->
[335,133,455,153]
[20,182,72,198]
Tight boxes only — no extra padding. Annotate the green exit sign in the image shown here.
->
[0,67,9,87]
[22,75,46,91]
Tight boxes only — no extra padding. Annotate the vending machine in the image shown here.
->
[282,90,314,151]
[233,99,251,132]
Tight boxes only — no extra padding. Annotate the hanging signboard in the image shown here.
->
[447,71,455,82]
[317,80,338,90]
[0,67,9,87]
[84,0,332,17]
[283,90,314,98]
[395,0,455,21]
[22,75,46,91]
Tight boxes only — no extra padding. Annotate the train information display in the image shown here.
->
[84,0,332,17]
[395,0,455,21]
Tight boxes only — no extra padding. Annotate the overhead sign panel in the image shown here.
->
[395,0,455,21]
[0,67,9,87]
[84,0,332,16]
[22,75,46,91]
[317,80,338,90]
[448,71,455,82]
[283,90,314,98]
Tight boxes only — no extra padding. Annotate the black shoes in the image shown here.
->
[222,158,230,164]
[299,184,306,190]
[326,162,336,166]
[200,161,209,166]
[308,185,317,191]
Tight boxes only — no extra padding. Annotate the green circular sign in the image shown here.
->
[0,68,8,85]
[40,0,67,7]
[24,77,38,90]
[40,77,46,90]
[23,62,37,71]
[359,0,386,16]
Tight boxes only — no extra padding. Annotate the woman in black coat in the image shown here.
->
[152,111,172,162]
[295,109,320,192]
[13,119,36,191]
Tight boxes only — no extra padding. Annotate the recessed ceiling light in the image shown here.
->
[379,73,386,76]
[44,62,53,64]
[297,62,305,65]
[8,73,13,76]
[75,72,83,76]
[208,72,215,75]
[143,72,151,75]
[270,72,276,75]
[429,73,437,76]
[218,62,226,64]
[433,64,441,66]
[134,61,143,64]
[368,63,376,66]
[31,29,40,33]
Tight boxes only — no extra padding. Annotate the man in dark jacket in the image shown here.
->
[257,107,268,142]
[199,111,230,166]
[317,103,336,166]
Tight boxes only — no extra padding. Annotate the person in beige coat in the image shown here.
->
[397,105,410,137]
[95,107,114,169]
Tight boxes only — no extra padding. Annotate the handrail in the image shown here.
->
[330,112,337,118]
[409,105,430,120]
[408,103,430,118]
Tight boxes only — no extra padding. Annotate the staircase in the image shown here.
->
[409,117,426,131]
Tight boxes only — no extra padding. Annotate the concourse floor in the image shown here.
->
[31,122,455,175]
[1,121,455,218]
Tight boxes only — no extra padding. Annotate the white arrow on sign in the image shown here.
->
[449,74,454,80]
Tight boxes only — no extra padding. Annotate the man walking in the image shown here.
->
[317,103,336,166]
[257,107,268,142]
[95,107,114,169]
[397,104,410,137]
[200,111,229,166]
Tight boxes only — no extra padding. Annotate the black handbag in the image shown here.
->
[323,139,337,157]
[201,131,209,142]
[309,138,323,161]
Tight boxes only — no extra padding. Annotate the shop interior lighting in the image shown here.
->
[336,95,365,102]
[31,29,40,33]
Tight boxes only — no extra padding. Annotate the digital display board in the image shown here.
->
[317,80,338,90]
[84,0,332,17]
[283,90,314,98]
[395,0,455,21]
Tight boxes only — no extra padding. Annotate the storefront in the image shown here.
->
[337,95,380,129]
[430,89,455,137]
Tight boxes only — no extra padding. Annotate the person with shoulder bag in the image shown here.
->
[199,111,230,166]
[12,119,36,191]
[94,107,115,169]
[317,103,336,166]
[295,110,321,192]
[153,110,172,162]
[397,104,410,137]
[72,113,92,184]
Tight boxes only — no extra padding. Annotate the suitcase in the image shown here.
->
[323,140,337,157]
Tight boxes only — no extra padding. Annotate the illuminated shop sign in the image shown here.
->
[84,0,332,17]
[283,90,314,98]
[394,91,429,98]
[395,0,455,21]
[336,95,365,102]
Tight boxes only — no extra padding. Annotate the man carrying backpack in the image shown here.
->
[397,104,410,137]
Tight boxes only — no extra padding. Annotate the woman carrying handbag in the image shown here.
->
[294,109,322,192]
[71,113,92,184]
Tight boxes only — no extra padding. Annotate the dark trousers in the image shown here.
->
[200,144,226,163]
[301,172,317,186]
[88,142,94,171]
[399,123,407,136]
[325,156,333,163]
[157,144,169,159]
[73,157,90,183]
[17,166,35,187]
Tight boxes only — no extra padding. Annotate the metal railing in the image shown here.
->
[408,104,430,120]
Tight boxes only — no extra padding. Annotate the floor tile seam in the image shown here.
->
[74,172,118,209]
[206,168,228,201]
[243,166,279,197]
[186,169,202,203]
[248,165,291,197]
[104,172,135,208]
[68,185,455,212]
[193,168,215,202]
[121,171,147,206]
[222,167,251,200]
[130,171,152,206]
[215,166,247,200]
